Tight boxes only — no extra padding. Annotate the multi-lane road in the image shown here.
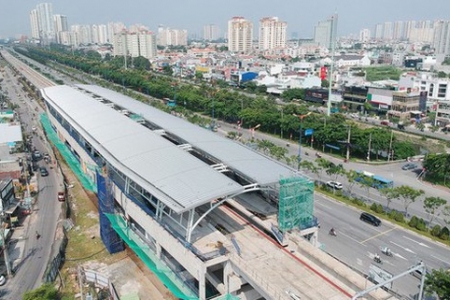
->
[4,48,450,299]
[0,61,61,298]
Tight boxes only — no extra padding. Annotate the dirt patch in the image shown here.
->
[86,211,98,219]
[84,223,100,239]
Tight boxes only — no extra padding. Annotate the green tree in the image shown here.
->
[195,71,204,81]
[379,187,399,209]
[443,205,450,226]
[325,163,345,182]
[133,56,151,70]
[425,268,450,299]
[162,65,173,76]
[437,71,448,78]
[299,160,318,176]
[281,88,305,102]
[345,170,359,195]
[423,197,447,224]
[358,175,374,198]
[23,283,59,300]
[315,158,331,183]
[397,185,425,216]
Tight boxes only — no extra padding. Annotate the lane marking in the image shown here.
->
[394,253,408,260]
[403,236,431,248]
[356,258,363,266]
[430,254,450,266]
[338,231,368,246]
[360,228,395,244]
[390,241,416,254]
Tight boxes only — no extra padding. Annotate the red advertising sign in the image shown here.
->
[320,67,327,80]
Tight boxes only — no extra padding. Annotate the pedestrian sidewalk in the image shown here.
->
[3,208,33,273]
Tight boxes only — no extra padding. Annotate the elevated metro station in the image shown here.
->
[39,84,394,300]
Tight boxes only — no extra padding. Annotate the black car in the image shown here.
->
[39,167,49,177]
[360,212,381,226]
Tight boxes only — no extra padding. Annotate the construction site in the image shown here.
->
[39,84,396,300]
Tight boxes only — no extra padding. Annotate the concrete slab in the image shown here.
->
[107,257,167,300]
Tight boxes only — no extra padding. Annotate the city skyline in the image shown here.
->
[1,0,450,39]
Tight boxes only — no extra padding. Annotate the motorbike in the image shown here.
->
[373,256,382,264]
[381,246,393,257]
[329,228,337,237]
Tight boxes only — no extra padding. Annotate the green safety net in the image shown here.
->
[40,113,97,192]
[213,294,240,300]
[104,213,198,300]
[278,176,314,231]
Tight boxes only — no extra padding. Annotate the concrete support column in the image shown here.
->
[311,230,319,247]
[198,265,206,300]
[223,261,232,294]
[155,242,162,259]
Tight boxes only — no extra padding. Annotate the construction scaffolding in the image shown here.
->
[97,170,124,254]
[278,176,314,232]
[40,113,97,192]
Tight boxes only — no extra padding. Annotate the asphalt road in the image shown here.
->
[315,193,448,299]
[0,63,61,298]
[6,52,450,299]
[216,118,450,226]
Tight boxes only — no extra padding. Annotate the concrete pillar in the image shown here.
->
[156,242,162,259]
[223,261,231,293]
[198,265,206,300]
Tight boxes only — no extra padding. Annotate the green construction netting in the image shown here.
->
[213,294,240,300]
[40,113,97,192]
[278,176,314,231]
[104,213,198,300]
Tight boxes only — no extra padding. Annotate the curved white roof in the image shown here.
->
[41,85,244,213]
[77,84,296,185]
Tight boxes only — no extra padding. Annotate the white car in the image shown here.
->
[0,274,6,286]
[326,181,343,190]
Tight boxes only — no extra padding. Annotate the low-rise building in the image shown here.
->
[342,86,368,111]
[389,90,421,120]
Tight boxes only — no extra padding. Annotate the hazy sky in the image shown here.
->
[1,0,450,39]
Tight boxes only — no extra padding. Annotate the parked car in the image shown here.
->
[402,163,418,170]
[360,212,381,226]
[380,120,390,126]
[326,181,343,190]
[39,167,49,177]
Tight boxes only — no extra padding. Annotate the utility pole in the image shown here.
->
[327,13,337,117]
[280,108,284,139]
[346,125,351,161]
[322,117,327,152]
[388,130,394,162]
[294,112,312,170]
[367,133,372,161]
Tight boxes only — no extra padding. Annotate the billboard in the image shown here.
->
[320,66,328,80]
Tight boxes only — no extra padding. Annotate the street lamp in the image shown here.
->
[294,112,311,170]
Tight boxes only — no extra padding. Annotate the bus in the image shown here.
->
[356,171,394,189]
